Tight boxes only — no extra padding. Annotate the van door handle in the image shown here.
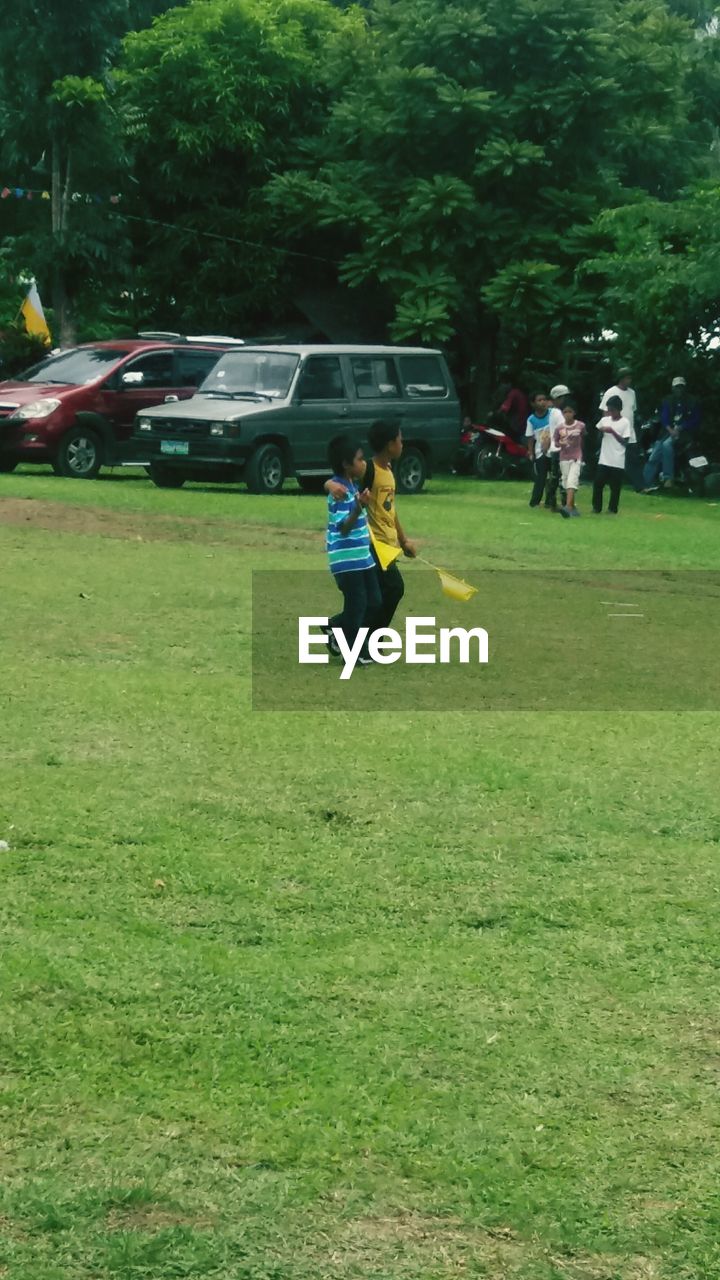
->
[340,406,350,415]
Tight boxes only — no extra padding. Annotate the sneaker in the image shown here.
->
[357,655,375,667]
[641,487,658,494]
[321,625,341,657]
[570,508,581,517]
[560,505,571,519]
[605,510,618,516]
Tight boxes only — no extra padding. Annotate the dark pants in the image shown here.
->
[529,455,550,507]
[330,568,381,650]
[625,442,644,492]
[545,453,561,508]
[592,464,624,513]
[371,548,405,629]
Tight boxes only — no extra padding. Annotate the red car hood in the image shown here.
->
[0,380,76,407]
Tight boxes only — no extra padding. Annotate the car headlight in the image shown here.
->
[210,423,225,437]
[10,398,61,421]
[138,417,153,432]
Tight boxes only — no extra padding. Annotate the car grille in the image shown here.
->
[152,418,211,437]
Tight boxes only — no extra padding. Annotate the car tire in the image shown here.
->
[395,446,426,494]
[55,427,103,479]
[0,458,18,473]
[149,463,186,489]
[296,475,328,494]
[246,443,284,494]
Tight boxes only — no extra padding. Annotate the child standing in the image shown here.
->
[525,391,553,508]
[554,403,586,518]
[592,396,631,515]
[325,436,380,661]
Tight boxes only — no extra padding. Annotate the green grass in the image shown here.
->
[1,467,719,1280]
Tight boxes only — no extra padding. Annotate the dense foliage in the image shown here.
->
[1,0,720,406]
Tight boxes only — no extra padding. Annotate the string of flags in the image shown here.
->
[1,184,121,204]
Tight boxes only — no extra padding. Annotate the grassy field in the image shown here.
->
[1,467,719,1280]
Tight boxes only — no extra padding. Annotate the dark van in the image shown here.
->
[132,345,461,494]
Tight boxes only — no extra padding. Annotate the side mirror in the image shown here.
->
[121,370,144,387]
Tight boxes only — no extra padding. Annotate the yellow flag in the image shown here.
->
[20,282,51,345]
[370,532,403,571]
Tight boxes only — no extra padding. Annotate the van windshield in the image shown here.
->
[17,348,126,385]
[201,351,298,399]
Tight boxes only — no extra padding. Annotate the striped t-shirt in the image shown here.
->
[326,477,376,576]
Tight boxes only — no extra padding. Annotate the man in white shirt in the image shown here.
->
[592,396,631,514]
[599,367,642,491]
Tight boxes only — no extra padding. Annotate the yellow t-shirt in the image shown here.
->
[364,459,398,548]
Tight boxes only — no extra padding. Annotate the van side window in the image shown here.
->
[297,357,346,400]
[399,355,448,399]
[351,357,400,400]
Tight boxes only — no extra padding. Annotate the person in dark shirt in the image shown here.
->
[642,376,701,491]
[494,370,530,441]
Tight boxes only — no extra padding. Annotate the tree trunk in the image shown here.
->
[50,137,76,347]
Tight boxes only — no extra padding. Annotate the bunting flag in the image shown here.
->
[1,183,121,203]
[20,282,52,345]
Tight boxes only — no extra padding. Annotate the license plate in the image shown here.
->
[160,440,188,456]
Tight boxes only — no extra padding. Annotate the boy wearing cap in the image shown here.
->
[545,384,569,510]
[600,368,641,491]
[643,376,701,491]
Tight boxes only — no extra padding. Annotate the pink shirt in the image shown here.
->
[553,420,585,461]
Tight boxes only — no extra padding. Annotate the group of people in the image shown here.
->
[319,372,703,662]
[519,369,702,516]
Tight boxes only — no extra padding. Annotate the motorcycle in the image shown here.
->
[455,418,533,481]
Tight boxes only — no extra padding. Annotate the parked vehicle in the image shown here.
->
[455,420,533,481]
[131,345,461,494]
[0,334,243,478]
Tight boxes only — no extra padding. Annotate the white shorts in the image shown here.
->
[560,459,581,491]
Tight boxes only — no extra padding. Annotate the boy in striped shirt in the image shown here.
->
[325,436,381,664]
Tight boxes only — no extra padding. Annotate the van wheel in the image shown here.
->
[246,443,284,494]
[149,463,186,489]
[396,447,426,494]
[55,428,103,479]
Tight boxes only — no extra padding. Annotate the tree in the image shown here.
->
[0,1,188,345]
[584,181,720,407]
[118,0,359,334]
[267,0,720,405]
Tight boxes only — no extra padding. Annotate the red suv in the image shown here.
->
[0,335,241,478]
